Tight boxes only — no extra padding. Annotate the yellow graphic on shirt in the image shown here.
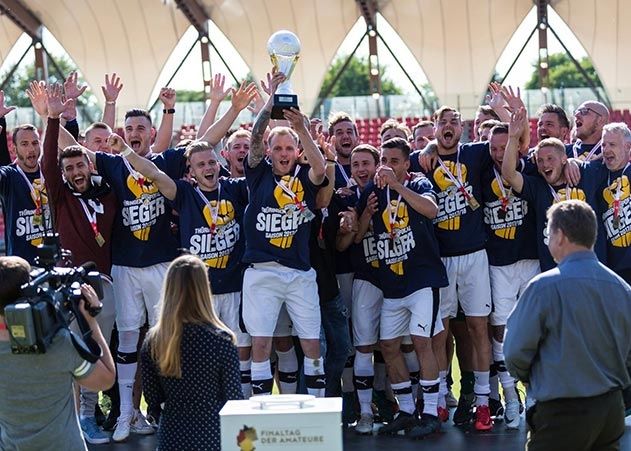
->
[376,200,416,276]
[194,199,237,268]
[433,161,472,231]
[487,178,519,240]
[602,176,631,247]
[554,187,585,203]
[255,175,313,249]
[15,178,50,247]
[121,174,165,241]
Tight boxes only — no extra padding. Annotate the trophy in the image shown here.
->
[267,30,301,119]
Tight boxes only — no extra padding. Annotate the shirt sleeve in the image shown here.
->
[55,329,95,379]
[504,278,549,383]
[517,174,538,201]
[64,119,80,141]
[217,334,244,402]
[140,340,166,409]
[41,118,65,204]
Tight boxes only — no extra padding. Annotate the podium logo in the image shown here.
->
[237,425,258,451]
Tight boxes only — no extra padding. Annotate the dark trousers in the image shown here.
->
[526,390,625,451]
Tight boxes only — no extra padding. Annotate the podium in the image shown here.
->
[220,395,342,450]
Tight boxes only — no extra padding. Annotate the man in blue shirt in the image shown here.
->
[242,71,327,398]
[505,200,631,451]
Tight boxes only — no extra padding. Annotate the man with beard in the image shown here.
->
[569,101,609,160]
[536,104,570,143]
[41,84,118,444]
[222,129,251,177]
[421,106,495,431]
[0,89,51,265]
[329,112,359,190]
[242,71,327,398]
[482,123,539,429]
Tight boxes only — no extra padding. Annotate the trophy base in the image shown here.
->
[271,94,299,119]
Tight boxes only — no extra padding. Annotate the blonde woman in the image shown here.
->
[141,254,243,450]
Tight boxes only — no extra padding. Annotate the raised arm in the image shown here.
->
[196,73,230,139]
[108,133,177,201]
[501,108,526,194]
[42,84,72,200]
[150,87,177,154]
[248,71,285,169]
[198,81,257,147]
[375,166,438,219]
[101,73,123,129]
[315,135,337,208]
[284,108,326,185]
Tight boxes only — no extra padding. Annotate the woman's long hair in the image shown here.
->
[147,254,235,378]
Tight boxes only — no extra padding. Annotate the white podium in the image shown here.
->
[220,395,343,450]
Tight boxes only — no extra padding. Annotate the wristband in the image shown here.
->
[163,108,175,114]
[105,101,115,105]
[120,147,133,157]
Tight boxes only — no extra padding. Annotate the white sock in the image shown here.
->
[474,370,491,407]
[251,360,273,396]
[392,381,415,415]
[240,359,252,399]
[276,347,298,394]
[354,351,374,415]
[438,370,448,409]
[421,378,440,416]
[304,357,326,398]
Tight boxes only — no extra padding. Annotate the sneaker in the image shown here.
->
[489,397,504,422]
[474,405,493,431]
[354,413,374,435]
[80,417,110,445]
[102,407,119,432]
[342,392,359,426]
[453,394,474,426]
[377,411,417,435]
[407,413,440,440]
[504,399,521,430]
[372,390,396,423]
[112,414,132,442]
[131,410,155,435]
[446,389,458,408]
[437,406,449,423]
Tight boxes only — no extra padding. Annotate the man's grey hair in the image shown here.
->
[603,122,631,143]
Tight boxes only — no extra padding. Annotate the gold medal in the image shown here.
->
[467,195,480,211]
[95,232,106,247]
[32,214,42,227]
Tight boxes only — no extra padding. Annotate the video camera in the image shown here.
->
[3,234,104,363]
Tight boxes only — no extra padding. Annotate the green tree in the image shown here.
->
[318,55,402,98]
[525,53,603,89]
[0,55,89,107]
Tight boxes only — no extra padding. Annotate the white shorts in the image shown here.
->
[111,263,168,331]
[439,249,492,319]
[351,279,383,346]
[242,262,321,339]
[489,259,540,326]
[213,291,251,347]
[336,273,354,312]
[381,288,443,340]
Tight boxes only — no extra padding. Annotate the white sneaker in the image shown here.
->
[505,399,521,429]
[131,409,155,435]
[355,413,374,435]
[112,414,132,442]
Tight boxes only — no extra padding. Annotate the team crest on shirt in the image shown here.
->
[376,200,415,276]
[483,178,528,240]
[602,176,631,246]
[121,174,165,241]
[189,199,240,268]
[432,161,473,230]
[15,177,50,246]
[255,175,313,249]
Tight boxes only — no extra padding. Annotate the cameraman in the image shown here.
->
[0,256,116,451]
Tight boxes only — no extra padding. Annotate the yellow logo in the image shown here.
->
[603,176,631,246]
[237,425,257,451]
[434,161,468,231]
[201,199,235,268]
[271,175,304,248]
[491,178,516,240]
[126,174,159,240]
[381,200,409,275]
[554,187,585,204]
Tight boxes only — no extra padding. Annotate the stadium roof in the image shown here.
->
[0,0,628,117]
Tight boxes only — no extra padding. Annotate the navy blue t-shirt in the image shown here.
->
[426,142,492,256]
[0,165,51,264]
[334,163,352,190]
[566,141,601,160]
[518,163,605,271]
[328,191,356,275]
[598,164,631,272]
[172,178,248,294]
[243,160,322,271]
[358,177,448,299]
[96,149,185,267]
[409,150,422,173]
[482,165,538,266]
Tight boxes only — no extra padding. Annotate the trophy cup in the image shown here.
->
[267,30,301,119]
